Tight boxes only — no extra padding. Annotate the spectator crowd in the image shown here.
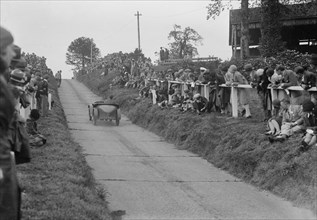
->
[105,50,317,151]
[0,26,61,219]
[2,22,316,219]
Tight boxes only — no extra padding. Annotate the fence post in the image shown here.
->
[150,89,157,104]
[19,105,27,119]
[204,84,209,101]
[270,87,278,110]
[167,81,172,103]
[48,92,52,110]
[231,86,239,118]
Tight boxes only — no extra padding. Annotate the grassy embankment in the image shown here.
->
[78,69,317,215]
[17,75,111,219]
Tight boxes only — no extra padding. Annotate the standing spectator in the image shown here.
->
[218,65,231,114]
[37,75,49,117]
[206,69,224,112]
[159,47,164,62]
[294,65,316,90]
[280,69,302,105]
[271,65,284,87]
[225,65,251,118]
[55,70,62,87]
[310,53,317,74]
[0,25,21,220]
[244,64,257,87]
[257,68,273,120]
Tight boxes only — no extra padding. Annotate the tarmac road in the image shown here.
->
[59,79,315,220]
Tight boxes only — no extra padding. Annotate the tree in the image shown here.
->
[206,0,316,58]
[23,52,48,73]
[167,25,203,59]
[207,0,251,59]
[259,0,285,56]
[66,37,100,70]
[240,0,250,59]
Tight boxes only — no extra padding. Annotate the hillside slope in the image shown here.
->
[77,70,317,215]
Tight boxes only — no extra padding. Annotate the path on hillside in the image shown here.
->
[59,79,315,220]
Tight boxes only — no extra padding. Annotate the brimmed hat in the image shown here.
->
[10,69,28,86]
[294,66,304,74]
[310,54,317,66]
[302,100,315,112]
[256,69,264,76]
[193,93,201,99]
[200,67,207,72]
[228,65,237,73]
[244,64,253,72]
[0,26,14,51]
[177,69,184,74]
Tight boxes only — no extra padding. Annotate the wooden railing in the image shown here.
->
[148,78,317,118]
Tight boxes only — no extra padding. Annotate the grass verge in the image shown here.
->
[17,76,111,220]
[78,70,317,215]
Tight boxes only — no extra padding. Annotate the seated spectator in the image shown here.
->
[300,100,317,151]
[169,84,182,107]
[26,109,46,147]
[269,98,303,143]
[265,99,283,136]
[193,93,208,114]
[180,89,194,112]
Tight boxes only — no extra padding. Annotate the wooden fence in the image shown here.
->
[148,79,317,118]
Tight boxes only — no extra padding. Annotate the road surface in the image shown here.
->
[59,79,315,220]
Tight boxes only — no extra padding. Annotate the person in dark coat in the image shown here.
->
[0,25,21,220]
[300,100,317,151]
[257,67,273,120]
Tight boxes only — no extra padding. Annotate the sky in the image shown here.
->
[1,0,239,79]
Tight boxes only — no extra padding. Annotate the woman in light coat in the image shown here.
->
[225,65,251,118]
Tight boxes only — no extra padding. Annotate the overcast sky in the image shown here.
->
[1,0,238,79]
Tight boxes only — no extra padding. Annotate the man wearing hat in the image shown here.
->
[299,100,317,150]
[0,25,21,220]
[310,53,317,74]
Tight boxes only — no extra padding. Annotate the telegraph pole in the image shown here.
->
[90,38,93,64]
[134,11,142,51]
